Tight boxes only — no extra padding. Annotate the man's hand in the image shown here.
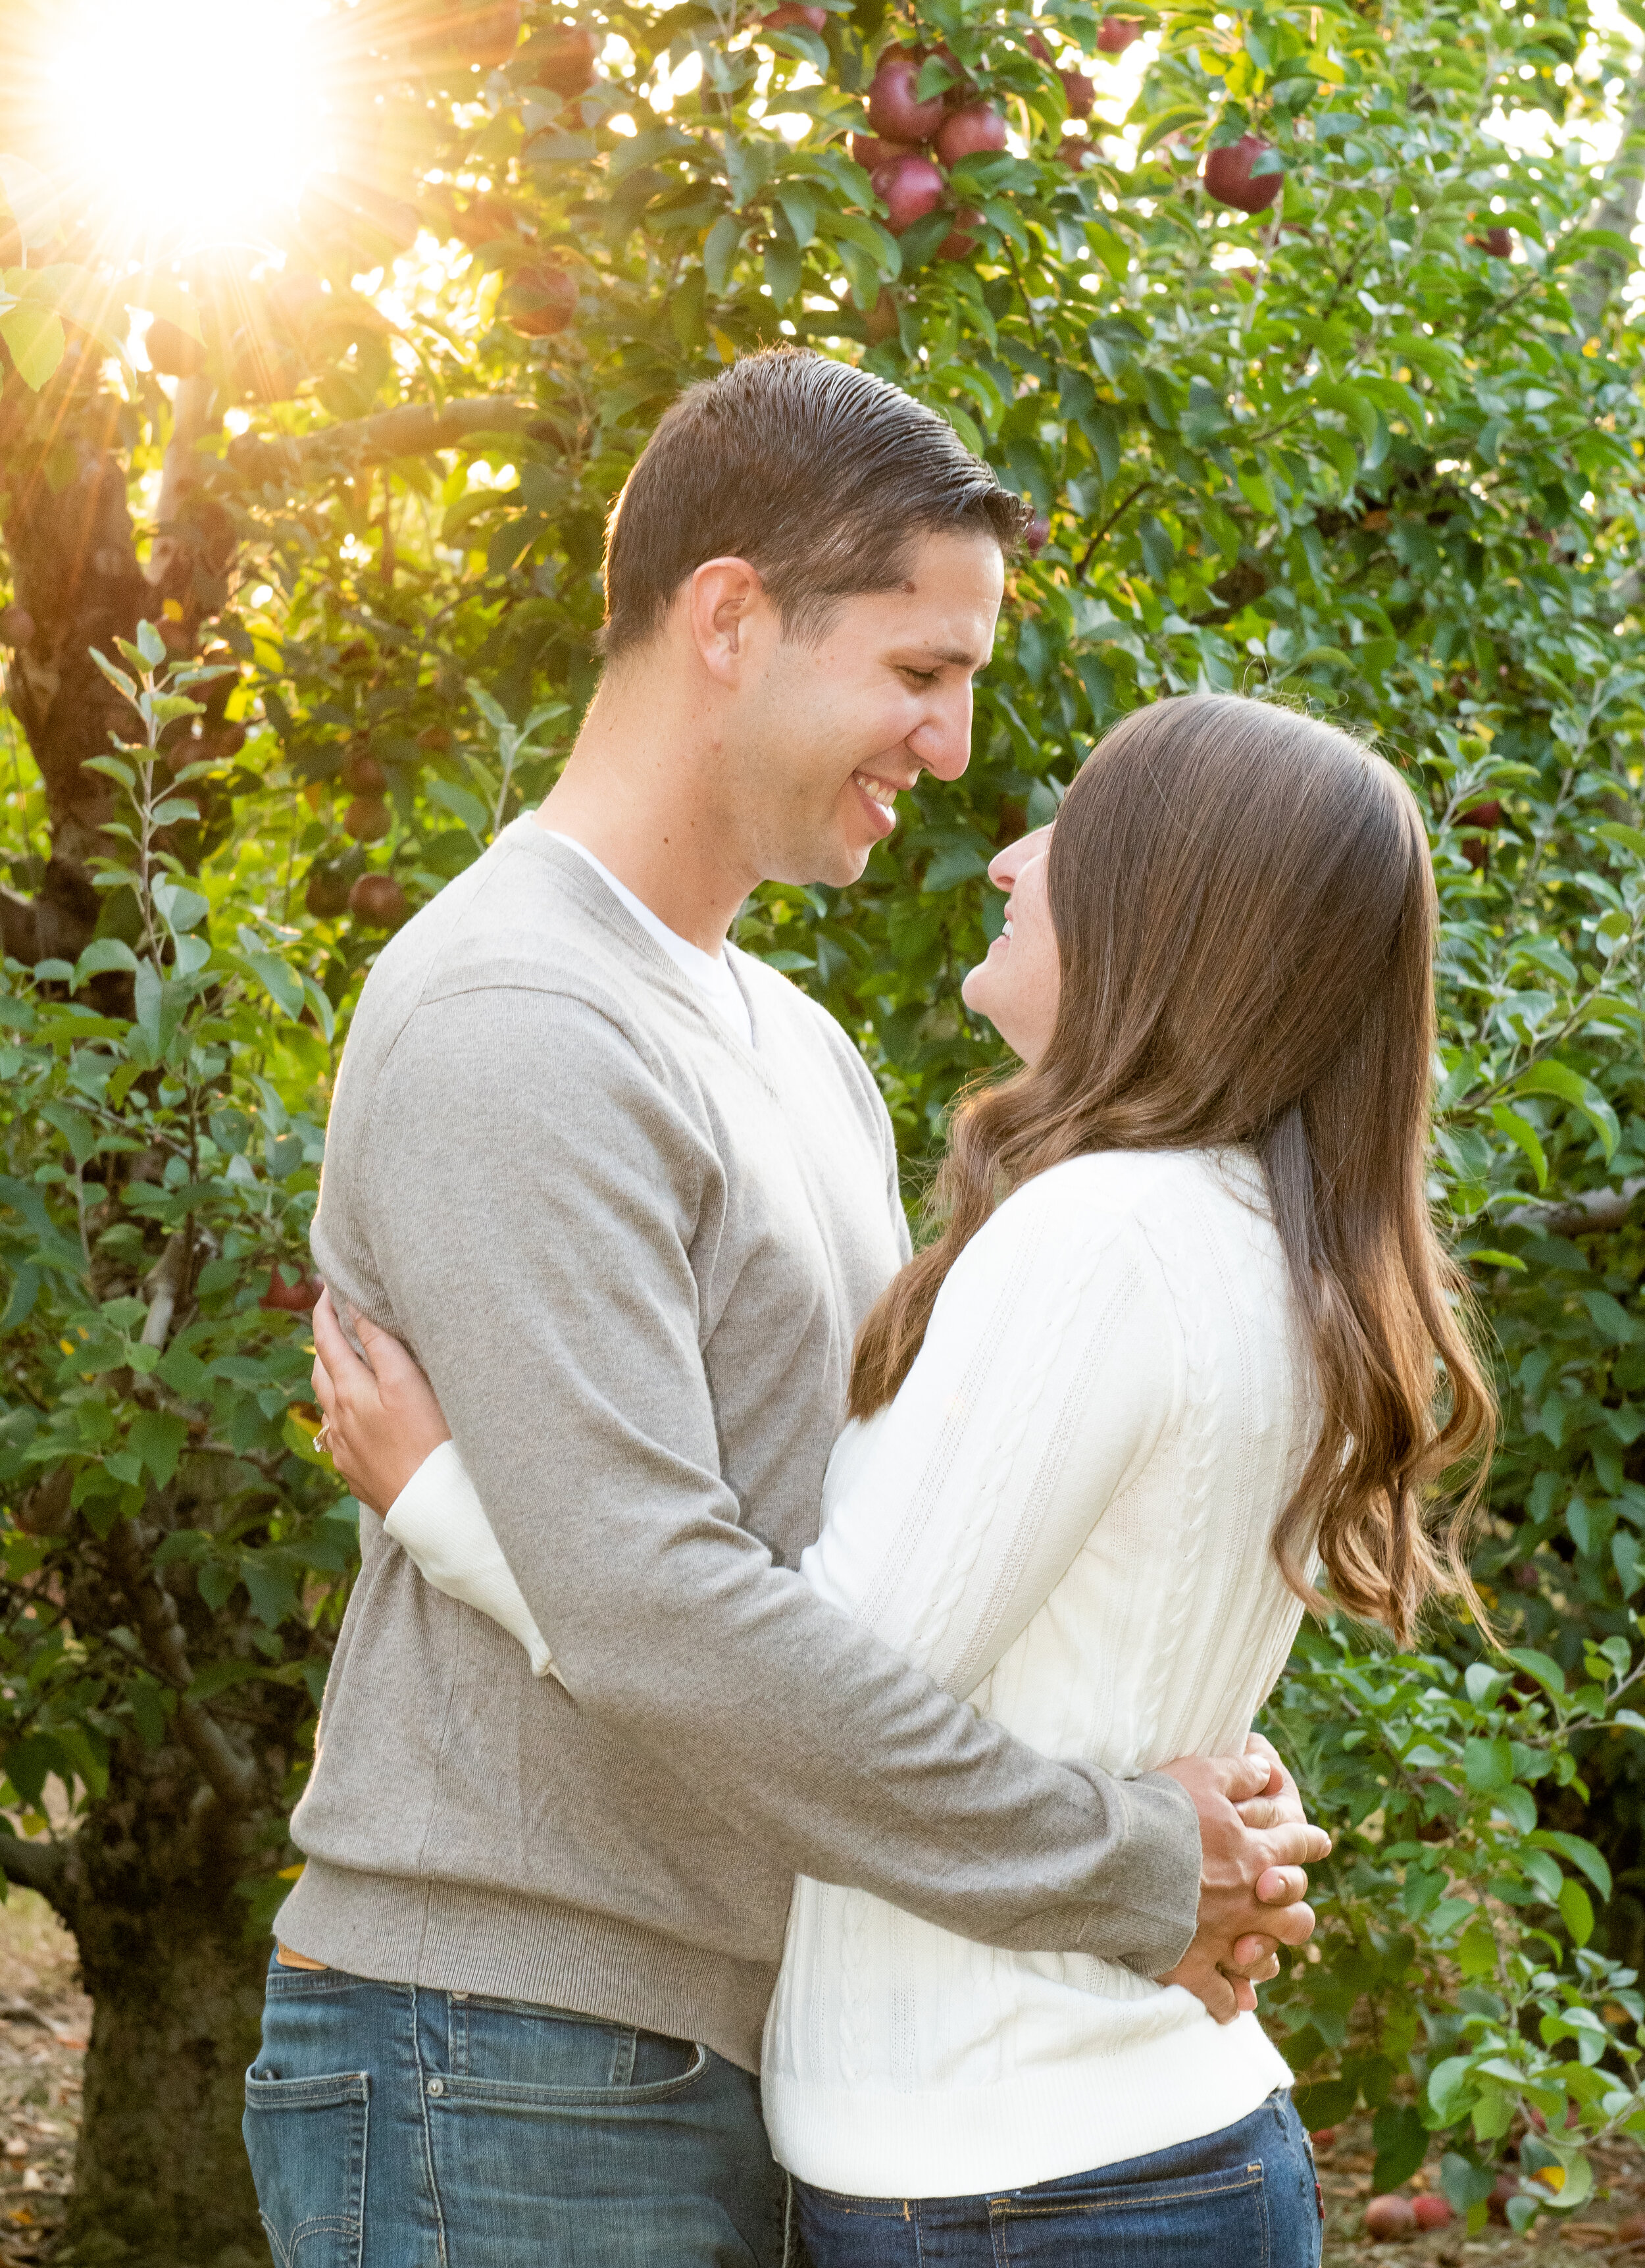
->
[1153,1738,1330,2025]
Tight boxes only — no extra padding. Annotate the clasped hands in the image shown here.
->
[1154,1735,1330,2023]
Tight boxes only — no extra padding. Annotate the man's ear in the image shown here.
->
[687,556,768,685]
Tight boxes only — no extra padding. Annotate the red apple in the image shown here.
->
[349,873,410,928]
[1460,798,1501,872]
[1059,131,1094,168]
[1411,2195,1453,2230]
[1363,2194,1416,2241]
[1308,2128,1339,2150]
[1480,226,1512,257]
[1025,514,1051,555]
[867,50,946,143]
[936,102,1007,168]
[504,262,577,336]
[1025,30,1053,59]
[454,0,522,66]
[343,796,392,844]
[145,316,205,378]
[259,1266,322,1314]
[1486,2173,1518,2225]
[852,134,918,172]
[1096,14,1142,51]
[343,750,387,796]
[763,3,827,27]
[1061,68,1096,115]
[532,24,598,96]
[871,153,946,235]
[411,0,522,68]
[0,605,34,646]
[1203,134,1283,213]
[453,197,523,248]
[938,206,982,259]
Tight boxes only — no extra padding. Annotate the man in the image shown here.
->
[247,349,1327,2268]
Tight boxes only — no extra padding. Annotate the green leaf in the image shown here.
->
[1295,2077,1358,2128]
[1490,1104,1548,1189]
[128,1410,188,1488]
[1512,1063,1621,1160]
[0,302,65,390]
[1373,2105,1429,2191]
[72,939,139,985]
[1529,1830,1612,1898]
[1559,1876,1594,1946]
[82,753,137,788]
[244,952,306,1023]
[1506,1648,1565,1699]
[704,214,742,296]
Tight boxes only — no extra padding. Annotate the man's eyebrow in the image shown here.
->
[899,643,990,668]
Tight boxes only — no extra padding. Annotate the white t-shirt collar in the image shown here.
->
[547,832,753,1050]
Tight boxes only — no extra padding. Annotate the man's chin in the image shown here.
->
[771,835,875,890]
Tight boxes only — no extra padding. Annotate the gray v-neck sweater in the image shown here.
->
[283,819,1198,2072]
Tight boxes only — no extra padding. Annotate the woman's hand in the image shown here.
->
[311,1290,453,1514]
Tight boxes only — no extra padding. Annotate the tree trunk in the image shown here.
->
[51,1792,272,2267]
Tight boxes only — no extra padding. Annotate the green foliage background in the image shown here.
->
[0,0,1643,2236]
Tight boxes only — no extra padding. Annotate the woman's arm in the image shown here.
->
[311,1295,560,1680]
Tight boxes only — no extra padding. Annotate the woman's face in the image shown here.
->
[961,823,1062,1065]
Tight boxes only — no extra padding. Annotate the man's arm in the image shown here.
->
[359,991,1313,1974]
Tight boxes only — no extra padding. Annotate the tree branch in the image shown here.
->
[145,375,216,591]
[103,1518,261,1813]
[211,396,567,493]
[140,1230,190,1352]
[1500,1177,1645,1237]
[1569,64,1645,338]
[0,1826,67,1903]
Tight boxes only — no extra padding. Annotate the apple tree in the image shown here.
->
[0,0,1641,2250]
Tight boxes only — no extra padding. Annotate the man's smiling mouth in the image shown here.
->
[853,772,901,810]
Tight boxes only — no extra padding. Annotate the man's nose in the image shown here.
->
[907,683,973,782]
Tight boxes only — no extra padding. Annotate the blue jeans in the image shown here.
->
[243,1956,790,2267]
[794,2090,1322,2268]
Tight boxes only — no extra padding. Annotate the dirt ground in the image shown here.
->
[0,1892,86,2266]
[1318,2120,1645,2261]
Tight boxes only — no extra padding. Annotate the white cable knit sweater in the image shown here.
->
[387,1145,1317,2199]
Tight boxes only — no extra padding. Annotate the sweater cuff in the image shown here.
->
[1107,1768,1202,1977]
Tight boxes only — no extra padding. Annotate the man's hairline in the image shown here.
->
[601,522,1010,673]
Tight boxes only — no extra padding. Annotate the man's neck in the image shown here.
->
[533,672,750,954]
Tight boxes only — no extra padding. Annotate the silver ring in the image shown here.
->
[313,1419,332,1456]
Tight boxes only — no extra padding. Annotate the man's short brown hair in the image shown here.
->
[600,348,1027,659]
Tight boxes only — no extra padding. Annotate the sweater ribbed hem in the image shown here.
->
[761,2013,1294,2197]
[278,1859,775,2073]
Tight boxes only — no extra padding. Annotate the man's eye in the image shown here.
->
[900,667,938,686]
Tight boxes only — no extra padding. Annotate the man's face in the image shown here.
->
[726,530,1005,888]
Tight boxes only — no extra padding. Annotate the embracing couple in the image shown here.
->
[243,349,1492,2268]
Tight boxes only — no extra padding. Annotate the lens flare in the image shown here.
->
[38,0,332,250]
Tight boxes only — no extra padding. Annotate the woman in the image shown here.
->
[310,692,1493,2266]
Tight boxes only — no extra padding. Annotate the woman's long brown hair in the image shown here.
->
[851,693,1496,1645]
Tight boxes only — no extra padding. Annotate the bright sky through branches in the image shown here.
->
[40,0,330,247]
